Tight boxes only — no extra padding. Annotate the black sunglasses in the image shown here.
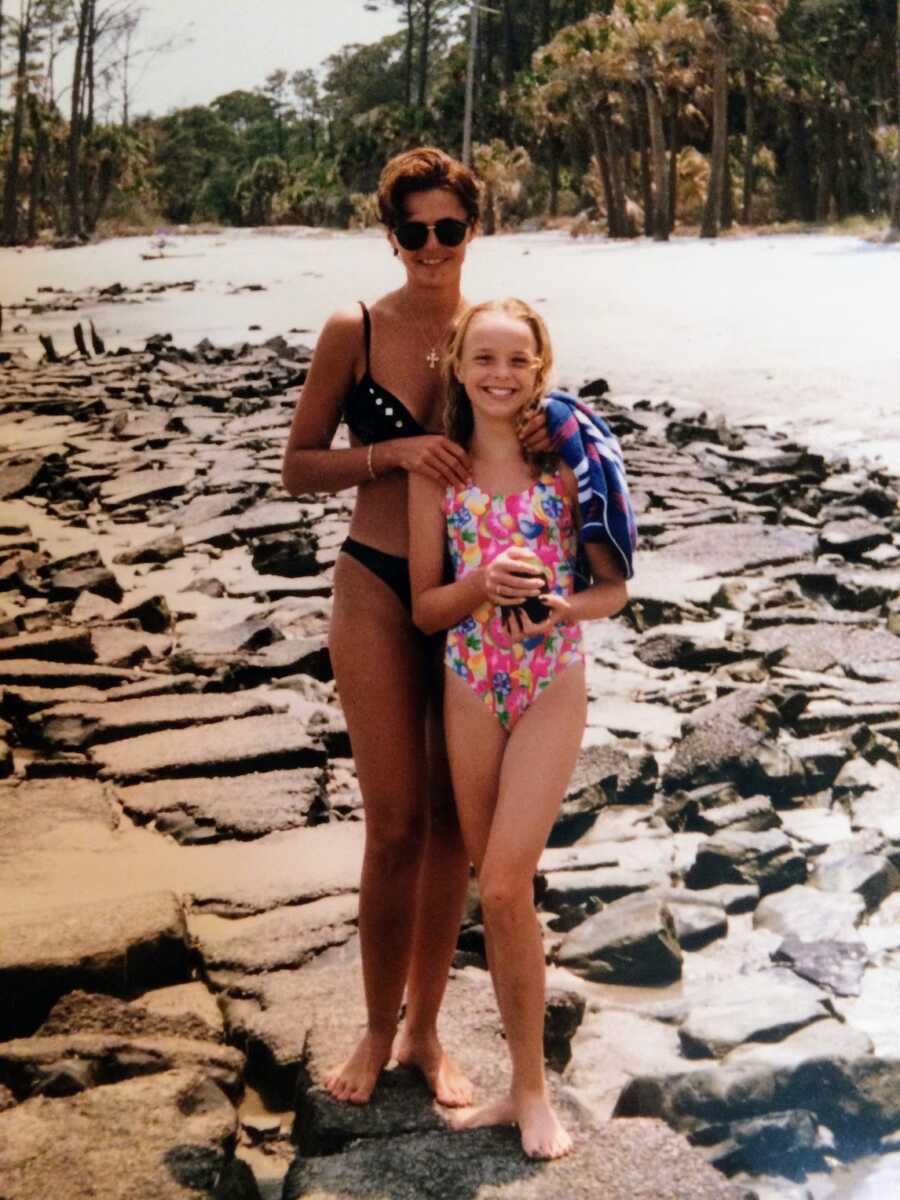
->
[393,218,469,251]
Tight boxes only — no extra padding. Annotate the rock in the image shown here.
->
[819,518,890,560]
[0,1030,244,1102]
[662,784,779,836]
[92,713,327,782]
[556,892,682,985]
[685,830,806,896]
[554,744,658,842]
[677,971,830,1058]
[772,937,868,997]
[190,894,358,977]
[45,549,122,603]
[724,1017,873,1069]
[0,891,189,1039]
[754,885,865,942]
[38,987,222,1043]
[213,1159,263,1200]
[648,524,817,581]
[662,689,772,795]
[284,1120,752,1200]
[710,1108,822,1176]
[38,690,278,750]
[115,767,325,841]
[662,891,728,950]
[636,631,747,671]
[113,533,185,564]
[0,456,45,500]
[543,987,586,1072]
[811,853,900,914]
[99,467,195,509]
[541,867,663,911]
[0,628,94,664]
[0,658,139,690]
[249,529,319,577]
[0,1070,237,1199]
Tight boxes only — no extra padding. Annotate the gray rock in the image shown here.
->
[0,658,138,690]
[113,533,184,564]
[99,467,195,509]
[556,892,682,985]
[92,714,327,782]
[115,767,325,841]
[724,1017,873,1069]
[811,853,900,913]
[711,1108,821,1175]
[38,987,222,1043]
[541,867,663,911]
[46,550,122,603]
[772,937,868,997]
[686,830,806,896]
[284,1120,752,1200]
[0,628,94,663]
[555,744,658,842]
[662,891,728,950]
[543,986,586,1072]
[213,1159,263,1200]
[678,971,830,1058]
[0,891,189,1039]
[648,524,817,581]
[754,885,865,942]
[819,518,890,560]
[0,1069,237,1199]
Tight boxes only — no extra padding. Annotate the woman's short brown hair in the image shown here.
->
[377,146,481,228]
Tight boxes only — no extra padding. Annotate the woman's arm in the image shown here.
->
[561,462,629,620]
[282,307,471,497]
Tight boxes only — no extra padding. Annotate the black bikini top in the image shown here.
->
[343,302,429,445]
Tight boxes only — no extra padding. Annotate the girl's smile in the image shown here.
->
[456,313,540,420]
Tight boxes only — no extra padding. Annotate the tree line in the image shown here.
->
[2,0,899,245]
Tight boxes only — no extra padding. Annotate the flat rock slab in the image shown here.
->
[99,467,196,508]
[679,971,829,1058]
[0,628,94,663]
[0,658,140,689]
[38,690,279,749]
[754,885,866,942]
[114,767,325,841]
[284,1119,752,1200]
[556,892,682,985]
[0,1069,236,1200]
[93,713,327,782]
[0,891,189,1039]
[647,525,817,581]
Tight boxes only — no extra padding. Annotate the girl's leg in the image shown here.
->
[325,555,471,1105]
[395,673,474,1105]
[450,664,587,1158]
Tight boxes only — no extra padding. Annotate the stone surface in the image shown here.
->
[686,830,807,896]
[753,885,866,942]
[0,891,189,1039]
[93,713,327,782]
[773,936,868,996]
[678,971,830,1058]
[0,1069,237,1199]
[556,892,682,984]
[284,1120,753,1200]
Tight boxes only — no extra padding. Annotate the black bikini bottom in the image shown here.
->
[340,537,411,612]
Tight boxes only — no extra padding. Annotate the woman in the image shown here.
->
[282,147,547,1107]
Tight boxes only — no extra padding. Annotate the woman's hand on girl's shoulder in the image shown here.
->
[384,435,470,487]
[517,402,555,453]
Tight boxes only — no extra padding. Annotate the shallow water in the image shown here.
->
[2,227,899,471]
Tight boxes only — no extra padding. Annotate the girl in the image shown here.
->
[408,298,629,1160]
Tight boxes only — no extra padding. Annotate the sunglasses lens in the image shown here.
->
[395,222,428,250]
[435,219,467,246]
[394,219,468,250]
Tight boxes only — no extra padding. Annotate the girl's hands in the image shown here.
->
[504,593,573,642]
[517,404,555,453]
[382,435,470,487]
[484,546,545,606]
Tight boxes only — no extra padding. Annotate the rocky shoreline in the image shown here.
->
[1,330,899,1199]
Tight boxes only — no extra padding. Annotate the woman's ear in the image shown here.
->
[386,228,399,257]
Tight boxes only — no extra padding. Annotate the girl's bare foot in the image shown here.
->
[394,1030,475,1107]
[323,1029,394,1104]
[448,1091,572,1159]
[516,1091,572,1160]
[447,1093,516,1131]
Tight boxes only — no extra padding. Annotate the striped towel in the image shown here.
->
[544,389,637,582]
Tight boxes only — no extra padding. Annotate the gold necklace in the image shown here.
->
[410,302,462,370]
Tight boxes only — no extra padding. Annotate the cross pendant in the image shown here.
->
[426,347,439,369]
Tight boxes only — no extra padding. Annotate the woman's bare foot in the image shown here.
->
[394,1030,475,1107]
[323,1029,394,1104]
[516,1091,572,1160]
[448,1091,572,1159]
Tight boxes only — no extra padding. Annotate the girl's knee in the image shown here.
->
[479,868,536,923]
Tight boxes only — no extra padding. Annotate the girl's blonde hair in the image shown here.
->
[442,298,553,450]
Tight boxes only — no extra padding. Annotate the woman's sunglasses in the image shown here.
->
[393,218,469,251]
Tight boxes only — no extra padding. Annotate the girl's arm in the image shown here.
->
[281,307,470,496]
[409,475,489,636]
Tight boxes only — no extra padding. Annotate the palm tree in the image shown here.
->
[890,0,900,239]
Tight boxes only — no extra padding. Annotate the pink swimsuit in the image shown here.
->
[443,471,584,731]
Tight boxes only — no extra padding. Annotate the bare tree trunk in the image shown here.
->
[26,92,46,242]
[637,92,653,236]
[501,0,518,83]
[1,2,31,246]
[588,121,616,235]
[667,99,680,229]
[815,106,834,222]
[701,32,728,238]
[66,0,91,239]
[891,0,900,236]
[741,68,755,224]
[644,79,669,241]
[786,101,814,220]
[600,113,628,237]
[853,106,878,216]
[403,0,414,106]
[548,137,560,217]
[417,0,432,106]
[721,138,734,228]
[834,115,850,219]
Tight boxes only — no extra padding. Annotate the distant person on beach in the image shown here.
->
[408,298,631,1158]
[282,148,551,1106]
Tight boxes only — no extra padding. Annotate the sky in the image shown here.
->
[127,0,402,116]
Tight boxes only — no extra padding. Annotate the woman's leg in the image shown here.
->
[395,665,474,1105]
[324,554,471,1104]
[448,664,587,1158]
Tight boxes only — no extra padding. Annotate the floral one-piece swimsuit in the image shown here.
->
[443,470,584,731]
